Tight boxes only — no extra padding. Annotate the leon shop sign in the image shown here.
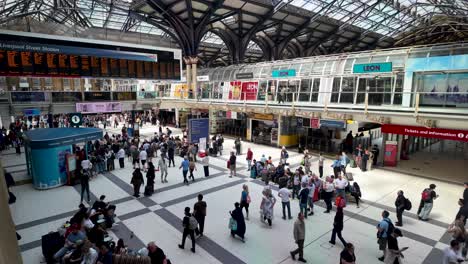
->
[381,124,468,142]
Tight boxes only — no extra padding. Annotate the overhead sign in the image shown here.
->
[69,113,82,127]
[253,113,274,121]
[236,72,254,79]
[23,109,41,116]
[272,69,296,78]
[188,118,210,144]
[320,119,345,129]
[197,75,210,82]
[381,124,468,142]
[353,62,392,73]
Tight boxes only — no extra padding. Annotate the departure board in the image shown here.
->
[69,55,80,76]
[0,32,181,79]
[136,61,144,78]
[7,51,21,74]
[100,57,109,77]
[20,51,33,74]
[160,62,167,79]
[152,63,159,79]
[46,53,58,75]
[81,56,91,76]
[58,54,69,75]
[110,58,119,77]
[91,56,100,77]
[0,50,6,74]
[119,59,128,78]
[34,52,46,75]
[128,60,136,78]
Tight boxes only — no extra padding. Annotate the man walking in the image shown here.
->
[419,184,438,221]
[334,174,348,202]
[80,170,91,203]
[193,194,207,237]
[117,147,125,169]
[179,157,190,185]
[278,185,292,220]
[384,228,408,264]
[394,190,407,227]
[178,207,197,253]
[290,213,307,263]
[229,152,237,178]
[377,210,393,261]
[331,155,341,178]
[298,183,310,219]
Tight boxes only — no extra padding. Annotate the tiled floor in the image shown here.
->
[3,125,466,264]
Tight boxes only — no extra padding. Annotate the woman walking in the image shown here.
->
[230,202,246,242]
[145,162,155,196]
[329,206,347,247]
[131,168,144,198]
[202,152,209,177]
[240,184,251,220]
[260,187,276,227]
[189,158,197,182]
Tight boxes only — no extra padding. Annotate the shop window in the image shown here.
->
[331,77,341,103]
[311,61,324,75]
[339,77,355,103]
[258,80,268,100]
[311,78,320,102]
[299,79,311,101]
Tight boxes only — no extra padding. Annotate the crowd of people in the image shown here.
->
[5,118,468,264]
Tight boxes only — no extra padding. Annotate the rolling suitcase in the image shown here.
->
[42,232,64,264]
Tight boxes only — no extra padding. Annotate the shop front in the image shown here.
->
[297,117,347,154]
[248,113,278,146]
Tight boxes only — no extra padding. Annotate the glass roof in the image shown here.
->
[289,0,467,37]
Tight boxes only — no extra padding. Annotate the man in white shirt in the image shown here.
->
[81,159,92,173]
[139,149,148,172]
[301,174,309,185]
[117,147,125,169]
[334,174,348,202]
[442,240,464,264]
[278,187,293,220]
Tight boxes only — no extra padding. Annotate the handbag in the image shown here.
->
[246,195,251,204]
[229,217,237,231]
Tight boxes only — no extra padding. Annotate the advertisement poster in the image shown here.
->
[173,83,188,98]
[76,102,122,114]
[188,118,209,144]
[241,81,258,100]
[310,118,320,129]
[384,141,398,167]
[229,81,242,100]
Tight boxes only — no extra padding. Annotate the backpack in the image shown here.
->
[285,152,289,159]
[404,198,412,211]
[421,188,432,202]
[378,219,394,238]
[188,216,198,230]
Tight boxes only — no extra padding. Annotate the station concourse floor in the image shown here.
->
[2,125,465,264]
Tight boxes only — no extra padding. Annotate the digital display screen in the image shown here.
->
[0,33,181,79]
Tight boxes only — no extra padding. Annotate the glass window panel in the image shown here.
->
[331,77,341,103]
[299,79,311,101]
[356,77,367,104]
[258,80,268,100]
[340,77,355,103]
[311,78,320,102]
[311,61,325,75]
[300,63,313,76]
[343,59,355,74]
[393,74,403,105]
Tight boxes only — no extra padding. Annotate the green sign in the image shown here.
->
[353,62,392,73]
[69,113,82,127]
[272,69,296,78]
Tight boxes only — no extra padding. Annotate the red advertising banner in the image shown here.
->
[310,118,320,129]
[381,124,468,142]
[240,81,258,100]
[229,81,241,100]
[384,141,398,167]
